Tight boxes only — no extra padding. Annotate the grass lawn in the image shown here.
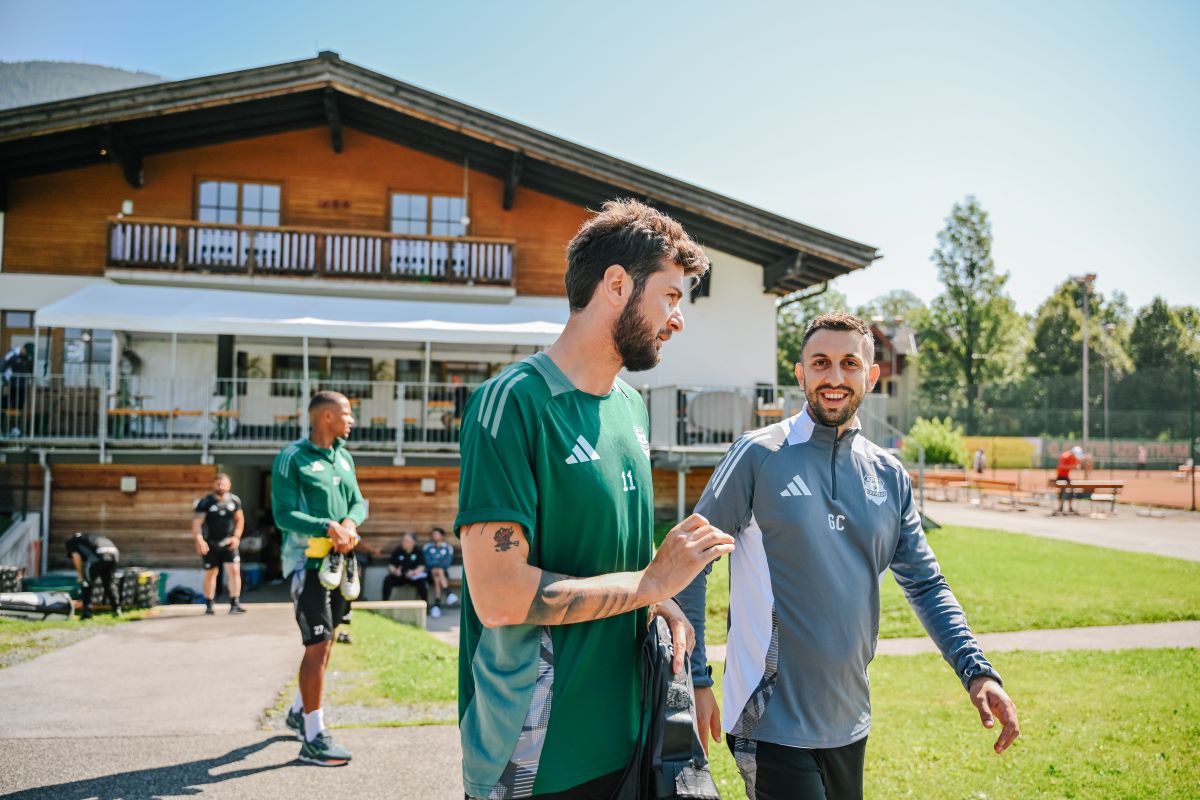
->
[326,610,457,724]
[706,649,1200,800]
[694,525,1200,644]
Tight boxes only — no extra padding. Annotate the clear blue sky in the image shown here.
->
[2,0,1197,316]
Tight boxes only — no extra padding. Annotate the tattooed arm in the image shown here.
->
[460,517,733,629]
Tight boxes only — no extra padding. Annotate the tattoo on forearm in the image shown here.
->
[493,526,517,552]
[522,570,641,626]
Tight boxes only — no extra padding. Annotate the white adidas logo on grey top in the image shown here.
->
[779,475,813,497]
[565,435,601,464]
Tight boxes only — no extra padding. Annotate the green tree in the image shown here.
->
[1129,298,1196,370]
[855,289,926,323]
[776,286,849,385]
[913,196,1025,434]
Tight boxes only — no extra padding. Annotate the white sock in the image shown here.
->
[303,708,325,741]
[290,691,303,714]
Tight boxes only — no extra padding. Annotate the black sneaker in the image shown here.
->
[298,730,352,766]
[285,707,305,740]
[230,603,247,614]
[336,631,352,644]
[205,605,215,615]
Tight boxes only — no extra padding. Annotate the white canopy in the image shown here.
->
[34,282,568,346]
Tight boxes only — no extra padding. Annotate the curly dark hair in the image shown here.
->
[564,198,709,312]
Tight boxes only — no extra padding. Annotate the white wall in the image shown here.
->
[622,248,777,389]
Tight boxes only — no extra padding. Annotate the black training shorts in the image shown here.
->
[290,568,349,646]
[201,544,240,570]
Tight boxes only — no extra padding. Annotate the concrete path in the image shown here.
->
[0,604,465,799]
[705,620,1200,662]
[0,604,299,739]
[926,502,1200,561]
[0,727,462,799]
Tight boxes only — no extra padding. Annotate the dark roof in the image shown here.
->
[0,52,879,292]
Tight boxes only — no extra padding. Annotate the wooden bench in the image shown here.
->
[1174,464,1197,482]
[963,478,1024,509]
[908,470,971,501]
[1047,478,1125,516]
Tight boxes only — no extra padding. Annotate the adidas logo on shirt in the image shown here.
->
[780,475,813,497]
[565,435,601,464]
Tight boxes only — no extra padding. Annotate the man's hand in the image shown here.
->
[327,521,356,553]
[643,514,734,602]
[968,676,1020,754]
[651,599,694,675]
[194,538,209,556]
[694,687,722,756]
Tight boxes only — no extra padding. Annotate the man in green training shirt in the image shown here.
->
[271,390,366,766]
[456,199,736,799]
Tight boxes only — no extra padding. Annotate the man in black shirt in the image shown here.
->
[192,472,247,614]
[382,533,427,603]
[65,532,120,619]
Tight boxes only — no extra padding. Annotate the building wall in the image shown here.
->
[623,248,777,389]
[45,464,217,570]
[2,127,589,297]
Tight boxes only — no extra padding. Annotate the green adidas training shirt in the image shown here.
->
[271,436,368,576]
[455,352,654,798]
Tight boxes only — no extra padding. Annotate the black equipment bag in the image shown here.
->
[612,613,721,799]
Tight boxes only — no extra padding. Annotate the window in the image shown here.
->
[389,193,466,237]
[62,328,112,385]
[390,194,428,235]
[3,311,33,329]
[430,196,467,237]
[197,180,281,226]
[271,355,324,397]
[328,357,373,399]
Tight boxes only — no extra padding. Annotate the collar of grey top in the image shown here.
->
[784,404,862,448]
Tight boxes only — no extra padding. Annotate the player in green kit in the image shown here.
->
[456,199,736,799]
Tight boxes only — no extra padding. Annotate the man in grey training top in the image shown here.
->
[677,312,1019,800]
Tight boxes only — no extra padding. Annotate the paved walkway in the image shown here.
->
[926,502,1200,561]
[0,605,462,799]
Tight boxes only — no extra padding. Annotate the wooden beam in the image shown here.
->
[99,125,143,188]
[764,250,804,292]
[502,150,524,210]
[323,88,343,154]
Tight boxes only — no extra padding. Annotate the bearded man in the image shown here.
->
[676,311,1020,800]
[454,199,735,799]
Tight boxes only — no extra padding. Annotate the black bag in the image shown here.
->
[612,614,722,799]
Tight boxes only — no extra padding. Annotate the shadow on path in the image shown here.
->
[2,735,304,800]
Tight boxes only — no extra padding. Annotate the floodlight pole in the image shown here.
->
[1072,274,1097,453]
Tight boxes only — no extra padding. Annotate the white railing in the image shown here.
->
[0,513,41,577]
[109,217,516,285]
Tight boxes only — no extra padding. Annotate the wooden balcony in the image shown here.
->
[107,216,516,286]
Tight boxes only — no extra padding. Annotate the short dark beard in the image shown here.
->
[612,283,662,372]
[804,382,861,428]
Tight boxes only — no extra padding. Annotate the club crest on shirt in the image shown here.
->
[633,426,650,459]
[338,457,350,471]
[862,473,887,506]
[308,462,324,472]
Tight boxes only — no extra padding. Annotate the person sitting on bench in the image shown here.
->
[382,533,428,604]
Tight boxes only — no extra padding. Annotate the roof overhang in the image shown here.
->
[34,283,568,346]
[0,52,880,293]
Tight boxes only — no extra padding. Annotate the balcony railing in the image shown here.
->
[0,374,483,461]
[108,217,516,285]
[2,376,901,459]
